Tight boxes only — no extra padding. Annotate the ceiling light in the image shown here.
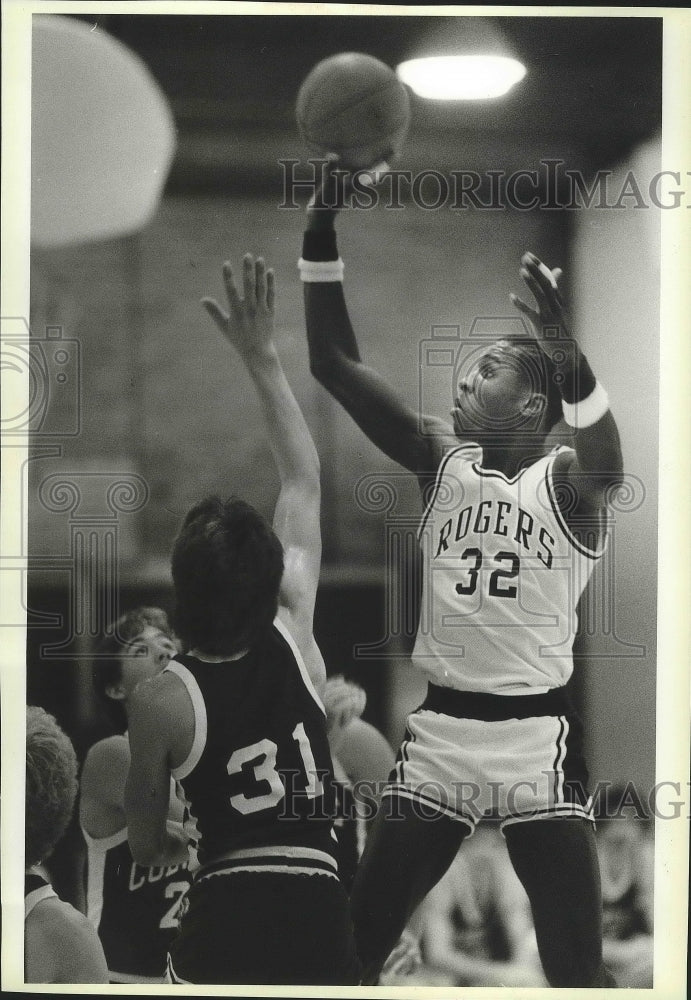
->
[397,55,527,101]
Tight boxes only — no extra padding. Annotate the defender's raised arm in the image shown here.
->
[203,255,324,653]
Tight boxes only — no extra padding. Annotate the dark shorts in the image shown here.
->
[166,871,361,985]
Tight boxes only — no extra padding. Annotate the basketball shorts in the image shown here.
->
[384,683,593,834]
[165,869,361,985]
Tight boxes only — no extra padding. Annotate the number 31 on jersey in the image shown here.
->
[226,722,323,815]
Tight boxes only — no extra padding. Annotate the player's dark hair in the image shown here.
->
[92,606,175,733]
[25,705,79,867]
[171,496,284,657]
[509,338,562,432]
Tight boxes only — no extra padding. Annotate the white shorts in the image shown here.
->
[384,684,593,834]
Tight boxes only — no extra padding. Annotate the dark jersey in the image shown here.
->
[167,618,339,875]
[83,828,191,983]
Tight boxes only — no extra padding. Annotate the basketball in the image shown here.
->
[296,52,411,170]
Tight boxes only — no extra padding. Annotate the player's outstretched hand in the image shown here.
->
[510,251,572,360]
[202,254,275,361]
[323,675,367,743]
[306,153,391,225]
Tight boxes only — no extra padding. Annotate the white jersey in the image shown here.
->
[412,443,605,694]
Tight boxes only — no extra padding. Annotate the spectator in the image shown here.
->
[25,705,108,983]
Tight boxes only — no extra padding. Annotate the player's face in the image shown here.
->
[452,340,541,434]
[118,625,179,696]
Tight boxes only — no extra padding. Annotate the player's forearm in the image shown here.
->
[244,348,320,488]
[559,349,624,487]
[124,757,191,866]
[301,227,435,473]
[302,220,362,383]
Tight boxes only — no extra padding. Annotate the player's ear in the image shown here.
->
[523,392,547,417]
[105,670,126,701]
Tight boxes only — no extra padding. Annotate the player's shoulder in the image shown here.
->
[27,894,96,943]
[127,668,195,755]
[131,664,188,714]
[26,896,108,982]
[80,735,130,829]
[83,733,129,773]
[439,438,483,469]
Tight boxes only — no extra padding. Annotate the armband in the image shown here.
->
[561,382,610,428]
[298,258,344,283]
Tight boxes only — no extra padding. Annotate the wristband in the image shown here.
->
[558,356,597,404]
[298,257,344,283]
[561,381,609,428]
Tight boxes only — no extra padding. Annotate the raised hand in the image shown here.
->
[202,253,275,361]
[307,153,391,222]
[510,251,572,361]
[323,675,367,743]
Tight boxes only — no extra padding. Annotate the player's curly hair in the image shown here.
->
[92,606,176,733]
[505,337,563,431]
[172,496,284,657]
[25,705,79,867]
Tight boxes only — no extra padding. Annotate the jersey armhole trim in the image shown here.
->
[273,617,326,715]
[25,884,57,920]
[80,825,128,851]
[418,443,480,540]
[164,661,207,780]
[544,453,607,560]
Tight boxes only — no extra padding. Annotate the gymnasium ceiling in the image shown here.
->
[68,12,663,193]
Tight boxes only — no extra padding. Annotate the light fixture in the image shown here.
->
[396,17,527,101]
[397,55,526,101]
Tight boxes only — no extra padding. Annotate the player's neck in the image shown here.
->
[480,440,547,478]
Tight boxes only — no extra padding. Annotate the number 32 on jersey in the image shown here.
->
[456,547,519,599]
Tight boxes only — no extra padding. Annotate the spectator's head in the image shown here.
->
[25,706,79,868]
[92,606,179,732]
[172,496,284,657]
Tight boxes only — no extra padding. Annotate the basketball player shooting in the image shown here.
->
[299,162,624,987]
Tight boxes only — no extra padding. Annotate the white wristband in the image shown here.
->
[298,257,344,283]
[561,381,610,428]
